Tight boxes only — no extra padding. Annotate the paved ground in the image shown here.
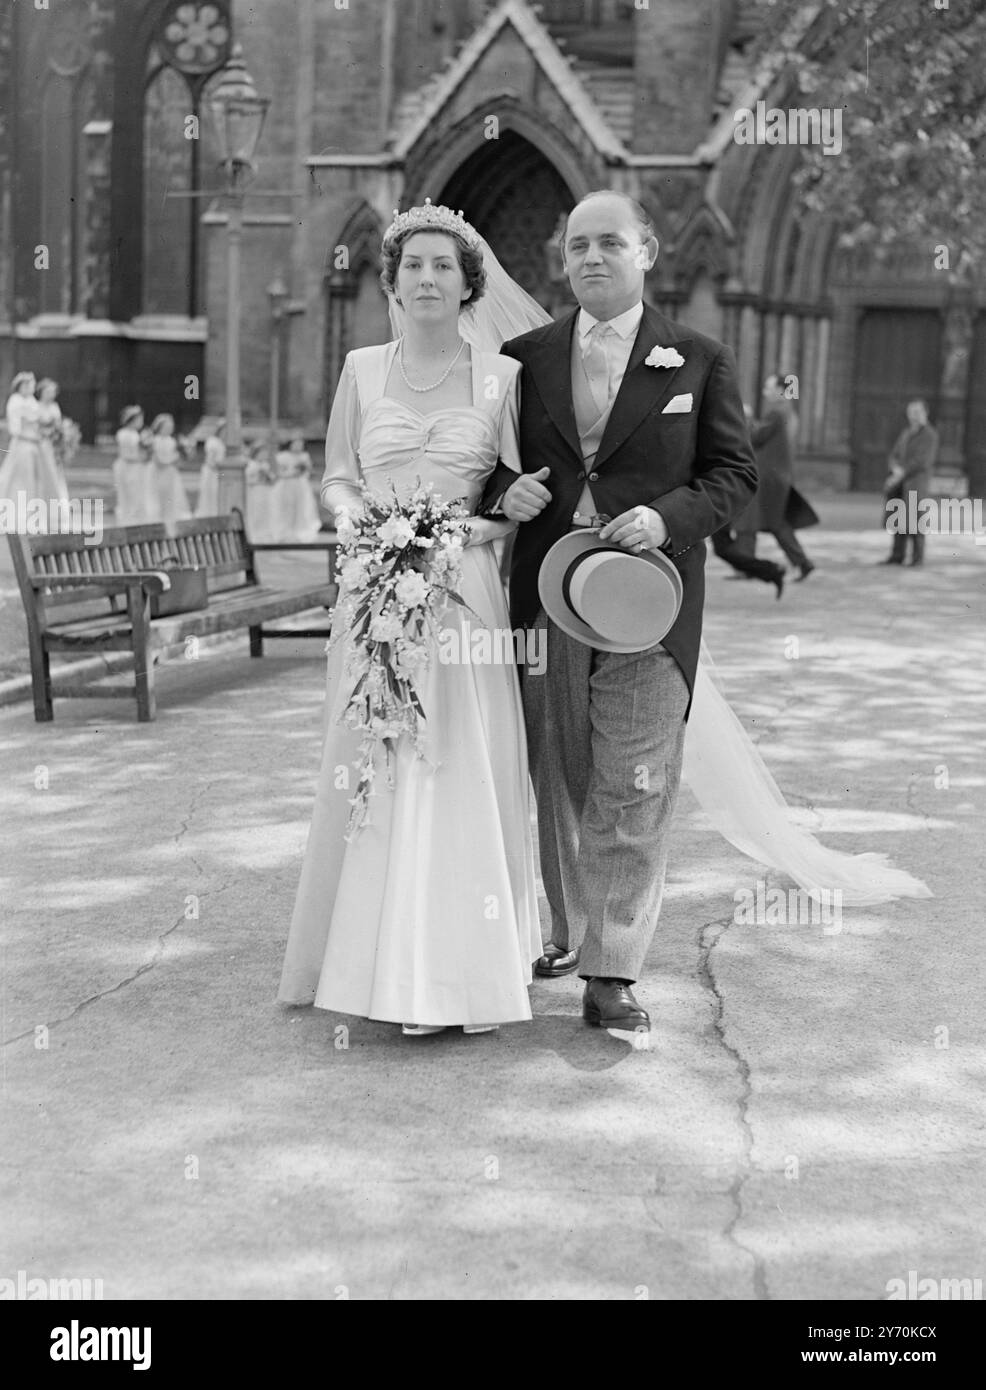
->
[1,496,984,1301]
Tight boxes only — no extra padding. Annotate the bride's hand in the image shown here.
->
[333,503,366,530]
[464,517,512,547]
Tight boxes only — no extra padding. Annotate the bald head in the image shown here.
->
[562,192,659,320]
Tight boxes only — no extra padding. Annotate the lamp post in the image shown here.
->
[207,44,270,514]
[266,272,288,458]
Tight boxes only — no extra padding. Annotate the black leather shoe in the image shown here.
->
[771,566,785,600]
[534,944,580,978]
[583,977,650,1031]
[795,561,815,581]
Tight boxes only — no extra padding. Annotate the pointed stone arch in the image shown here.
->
[326,198,386,281]
[672,203,735,292]
[424,120,580,311]
[403,98,593,219]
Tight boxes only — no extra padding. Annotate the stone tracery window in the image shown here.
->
[141,1,231,316]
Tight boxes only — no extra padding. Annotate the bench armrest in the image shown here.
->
[32,570,172,594]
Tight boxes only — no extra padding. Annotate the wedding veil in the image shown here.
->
[387,222,930,908]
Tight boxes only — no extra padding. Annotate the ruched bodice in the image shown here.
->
[357,398,500,511]
[319,341,523,519]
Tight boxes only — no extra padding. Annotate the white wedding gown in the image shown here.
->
[278,344,541,1025]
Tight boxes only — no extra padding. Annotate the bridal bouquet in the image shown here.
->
[332,479,473,838]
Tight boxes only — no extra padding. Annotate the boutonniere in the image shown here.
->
[645,345,685,370]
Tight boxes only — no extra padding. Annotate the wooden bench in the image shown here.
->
[7,512,338,722]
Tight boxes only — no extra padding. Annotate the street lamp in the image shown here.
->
[207,44,270,514]
[267,272,288,457]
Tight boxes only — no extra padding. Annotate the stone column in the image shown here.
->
[779,313,799,376]
[812,314,834,450]
[800,317,819,451]
[760,313,780,394]
[737,303,760,408]
[937,298,974,476]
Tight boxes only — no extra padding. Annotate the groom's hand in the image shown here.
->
[600,506,669,553]
[501,467,551,522]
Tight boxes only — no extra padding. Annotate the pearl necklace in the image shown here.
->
[399,339,466,393]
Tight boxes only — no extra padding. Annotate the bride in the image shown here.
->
[278,202,928,1038]
[278,204,541,1033]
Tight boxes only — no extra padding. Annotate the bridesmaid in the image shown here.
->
[35,379,70,502]
[245,441,276,541]
[195,418,225,517]
[0,370,72,531]
[148,413,191,533]
[113,405,154,525]
[272,435,322,541]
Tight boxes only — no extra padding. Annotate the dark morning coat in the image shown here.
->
[480,304,758,698]
[738,398,819,533]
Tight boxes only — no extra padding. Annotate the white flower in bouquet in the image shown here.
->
[394,644,429,677]
[339,556,371,591]
[428,547,451,577]
[394,569,429,607]
[376,514,415,549]
[364,663,388,692]
[369,610,405,643]
[334,506,360,543]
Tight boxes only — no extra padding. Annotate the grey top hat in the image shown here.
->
[538,528,683,653]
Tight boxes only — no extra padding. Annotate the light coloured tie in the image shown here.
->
[582,322,614,414]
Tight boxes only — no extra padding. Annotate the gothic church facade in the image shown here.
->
[3,0,983,492]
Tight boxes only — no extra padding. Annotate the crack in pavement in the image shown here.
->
[2,784,222,1051]
[697,912,770,1300]
[2,910,189,1050]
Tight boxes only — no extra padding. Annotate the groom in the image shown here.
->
[480,190,757,1035]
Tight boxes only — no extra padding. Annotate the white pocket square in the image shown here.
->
[662,393,693,414]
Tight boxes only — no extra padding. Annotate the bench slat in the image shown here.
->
[44,584,336,645]
[46,630,136,652]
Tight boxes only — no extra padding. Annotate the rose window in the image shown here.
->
[159,3,231,75]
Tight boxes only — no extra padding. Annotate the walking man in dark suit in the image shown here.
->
[881,399,939,567]
[735,373,816,581]
[479,191,757,1036]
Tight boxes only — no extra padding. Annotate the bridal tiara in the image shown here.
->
[383,198,481,250]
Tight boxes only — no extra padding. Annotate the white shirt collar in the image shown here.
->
[577,302,644,342]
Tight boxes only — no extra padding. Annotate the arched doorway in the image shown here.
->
[438,132,576,315]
